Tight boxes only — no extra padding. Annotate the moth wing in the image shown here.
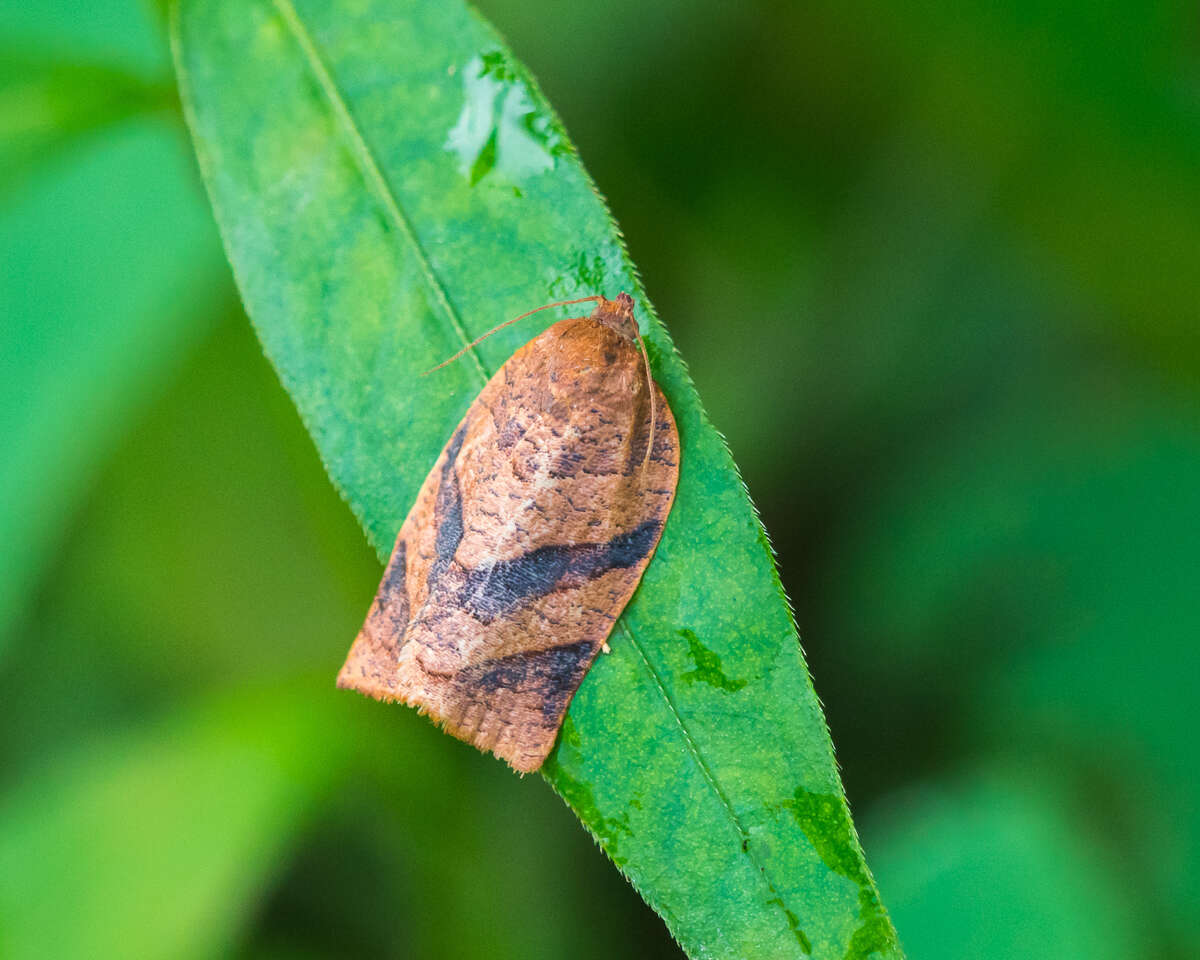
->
[338,317,678,771]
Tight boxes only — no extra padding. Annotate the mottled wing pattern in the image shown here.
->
[338,316,679,771]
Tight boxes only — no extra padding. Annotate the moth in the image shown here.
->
[338,293,679,772]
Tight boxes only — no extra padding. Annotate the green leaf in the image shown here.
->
[0,0,171,74]
[796,0,1200,376]
[0,53,175,194]
[171,1,901,956]
[0,681,352,960]
[0,113,224,647]
[0,2,225,648]
[863,769,1143,960]
[826,380,1200,947]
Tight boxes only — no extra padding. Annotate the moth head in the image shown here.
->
[590,292,639,343]
[423,291,660,473]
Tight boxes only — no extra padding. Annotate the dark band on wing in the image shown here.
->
[429,424,467,586]
[457,519,661,623]
[459,640,594,724]
[371,539,410,643]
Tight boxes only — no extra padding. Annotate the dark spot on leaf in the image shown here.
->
[780,787,899,959]
[767,897,812,953]
[548,251,609,298]
[678,628,748,693]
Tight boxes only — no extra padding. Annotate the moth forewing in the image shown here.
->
[338,294,679,772]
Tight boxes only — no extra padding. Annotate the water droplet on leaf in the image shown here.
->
[445,51,564,187]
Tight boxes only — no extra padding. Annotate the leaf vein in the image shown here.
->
[273,0,489,387]
[617,619,807,954]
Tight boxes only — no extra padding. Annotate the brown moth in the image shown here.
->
[338,293,679,772]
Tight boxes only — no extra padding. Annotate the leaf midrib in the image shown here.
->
[272,2,807,951]
[273,0,489,387]
[619,620,806,953]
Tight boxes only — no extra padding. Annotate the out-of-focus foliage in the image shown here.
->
[1,0,1195,958]
[0,0,229,644]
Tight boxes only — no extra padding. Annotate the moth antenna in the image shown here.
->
[633,326,656,472]
[423,296,603,375]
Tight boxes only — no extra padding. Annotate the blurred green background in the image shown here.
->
[2,1,1197,957]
